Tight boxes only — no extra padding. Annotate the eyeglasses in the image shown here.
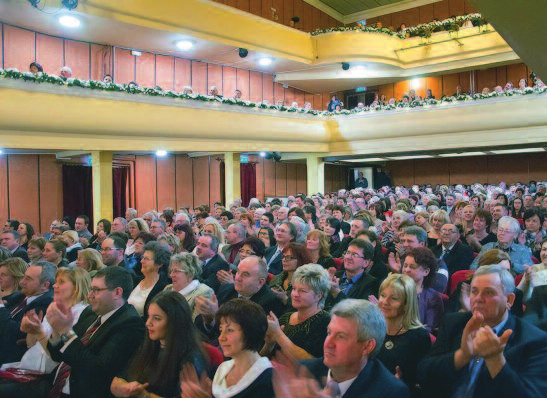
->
[169,268,187,274]
[497,228,513,234]
[282,255,296,261]
[238,249,256,256]
[343,251,364,259]
[90,287,110,294]
[100,247,122,252]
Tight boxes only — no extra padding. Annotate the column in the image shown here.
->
[224,152,240,206]
[306,154,324,195]
[91,151,113,231]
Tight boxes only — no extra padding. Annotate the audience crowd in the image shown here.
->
[2,180,547,398]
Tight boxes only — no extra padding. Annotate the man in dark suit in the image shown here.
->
[0,230,29,263]
[196,234,229,293]
[431,223,474,276]
[264,221,297,275]
[419,265,547,398]
[276,299,409,398]
[335,239,380,301]
[47,266,145,398]
[333,205,351,235]
[0,261,55,365]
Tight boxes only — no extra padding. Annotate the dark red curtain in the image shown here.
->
[62,165,93,228]
[113,167,129,218]
[240,163,256,207]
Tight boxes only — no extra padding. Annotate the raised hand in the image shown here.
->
[195,294,218,319]
[21,309,43,335]
[179,364,212,398]
[216,270,234,285]
[387,252,402,273]
[46,302,74,335]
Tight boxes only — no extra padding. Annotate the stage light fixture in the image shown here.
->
[238,48,249,58]
[341,62,350,71]
[61,0,78,10]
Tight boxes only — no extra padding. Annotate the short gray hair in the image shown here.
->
[331,299,386,358]
[403,226,428,244]
[230,222,246,239]
[292,264,331,308]
[35,261,57,287]
[497,216,520,236]
[170,252,201,280]
[474,264,515,294]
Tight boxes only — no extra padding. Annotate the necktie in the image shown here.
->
[325,380,341,398]
[10,297,27,318]
[48,317,101,398]
[267,247,282,268]
[441,248,450,259]
[339,277,350,294]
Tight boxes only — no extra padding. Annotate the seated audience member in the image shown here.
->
[324,217,342,256]
[43,238,69,268]
[306,230,335,269]
[17,222,34,250]
[333,216,369,258]
[332,206,351,235]
[181,299,274,398]
[88,218,111,250]
[0,258,28,312]
[0,230,29,263]
[196,234,229,293]
[219,210,234,230]
[112,217,129,233]
[112,292,207,398]
[465,209,497,252]
[63,230,83,263]
[432,223,474,275]
[27,237,47,264]
[174,223,198,253]
[59,65,72,79]
[355,229,390,282]
[471,216,533,274]
[522,208,546,258]
[4,218,20,232]
[126,217,149,256]
[425,89,435,99]
[128,241,170,320]
[377,274,431,396]
[419,265,547,398]
[0,261,55,365]
[511,197,524,220]
[428,209,450,247]
[402,247,444,331]
[46,266,145,398]
[125,231,155,278]
[74,215,93,242]
[221,222,246,266]
[277,299,409,397]
[334,239,380,300]
[150,218,167,238]
[262,264,331,360]
[517,238,547,302]
[490,203,509,234]
[165,252,214,320]
[29,61,43,73]
[264,222,297,275]
[76,248,105,277]
[218,236,268,286]
[103,74,113,84]
[157,232,181,254]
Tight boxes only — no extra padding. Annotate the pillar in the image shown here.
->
[91,151,113,231]
[224,152,240,206]
[306,154,324,195]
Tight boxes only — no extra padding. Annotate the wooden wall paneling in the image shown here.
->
[304,93,314,107]
[136,52,156,87]
[223,66,237,98]
[286,163,297,195]
[38,155,63,234]
[272,0,284,24]
[296,163,307,194]
[319,11,330,29]
[35,34,63,75]
[311,7,321,31]
[262,74,274,104]
[413,77,427,98]
[135,155,157,212]
[262,0,273,20]
[0,24,3,68]
[4,25,35,72]
[255,158,265,201]
[191,61,208,95]
[284,86,295,105]
[464,0,477,13]
[302,2,314,31]
[209,157,222,209]
[283,0,294,25]
[378,83,395,100]
[64,40,90,80]
[237,0,250,12]
[236,68,250,100]
[225,0,237,7]
[207,63,224,95]
[378,14,392,29]
[249,0,262,16]
[413,158,449,186]
[0,156,8,222]
[391,11,405,30]
[114,48,135,84]
[264,159,276,197]
[425,77,442,99]
[323,165,333,193]
[295,89,305,107]
[8,155,39,229]
[274,82,285,105]
[293,0,304,28]
[506,63,528,87]
[448,156,488,185]
[419,3,435,23]
[155,55,174,91]
[192,157,210,207]
[275,163,288,196]
[250,71,263,102]
[486,155,529,185]
[312,93,323,110]
[174,58,192,92]
[433,1,450,20]
[156,156,176,210]
[476,67,497,92]
[442,72,460,96]
[386,161,415,187]
[403,7,420,27]
[449,0,465,17]
[175,156,194,209]
[90,44,111,81]
[527,153,547,182]
[367,17,378,27]
[459,71,471,93]
[393,80,410,99]
[495,66,507,87]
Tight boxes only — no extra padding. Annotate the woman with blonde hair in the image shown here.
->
[0,258,28,311]
[76,248,105,277]
[377,274,431,396]
[126,217,150,255]
[62,230,82,263]
[428,209,450,247]
[158,232,181,254]
[305,230,335,269]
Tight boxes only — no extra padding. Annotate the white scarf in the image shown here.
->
[212,357,272,398]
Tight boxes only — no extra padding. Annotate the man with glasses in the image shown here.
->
[432,223,474,276]
[47,266,144,398]
[334,239,380,300]
[221,222,246,266]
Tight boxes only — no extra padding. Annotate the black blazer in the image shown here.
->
[303,357,409,398]
[12,246,29,263]
[48,304,145,398]
[418,312,547,398]
[264,245,283,275]
[431,241,474,275]
[335,270,380,300]
[0,289,54,365]
[200,254,230,293]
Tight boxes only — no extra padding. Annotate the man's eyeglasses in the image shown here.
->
[343,251,364,259]
[100,247,122,252]
[282,255,296,261]
[90,287,110,294]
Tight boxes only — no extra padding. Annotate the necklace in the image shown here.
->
[384,324,404,350]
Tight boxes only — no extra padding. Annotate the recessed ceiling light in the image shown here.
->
[439,152,486,157]
[388,155,433,160]
[259,57,273,66]
[490,148,545,154]
[156,150,167,157]
[259,152,266,157]
[59,15,80,28]
[344,158,386,162]
[176,40,194,51]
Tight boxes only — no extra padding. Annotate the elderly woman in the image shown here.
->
[165,252,214,320]
[0,258,28,311]
[27,237,47,264]
[428,209,450,247]
[381,210,409,248]
[158,232,181,254]
[76,248,105,277]
[126,218,149,256]
[62,230,83,263]
[377,274,431,396]
[262,264,331,360]
[128,241,170,320]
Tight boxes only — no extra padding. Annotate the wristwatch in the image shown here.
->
[60,330,77,344]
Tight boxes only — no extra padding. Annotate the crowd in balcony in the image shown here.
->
[2,178,547,397]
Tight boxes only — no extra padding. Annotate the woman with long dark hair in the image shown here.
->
[174,223,197,253]
[16,222,34,250]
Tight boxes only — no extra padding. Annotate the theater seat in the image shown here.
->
[448,270,474,296]
[333,258,344,270]
[202,342,224,368]
[267,273,274,283]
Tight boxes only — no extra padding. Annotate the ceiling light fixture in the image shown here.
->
[176,40,194,51]
[439,152,486,157]
[259,57,273,66]
[490,148,545,155]
[344,157,386,162]
[387,155,434,160]
[59,15,80,28]
[156,150,167,157]
[259,151,266,157]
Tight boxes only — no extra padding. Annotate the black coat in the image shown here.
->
[200,254,230,293]
[431,241,474,275]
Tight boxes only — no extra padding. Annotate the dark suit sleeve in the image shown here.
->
[202,257,230,293]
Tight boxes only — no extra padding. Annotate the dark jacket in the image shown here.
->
[335,270,380,300]
[200,254,230,293]
[431,241,474,275]
[264,245,283,275]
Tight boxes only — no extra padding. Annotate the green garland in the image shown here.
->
[311,13,487,39]
[0,67,545,117]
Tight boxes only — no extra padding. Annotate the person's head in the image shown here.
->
[292,264,331,309]
[402,247,438,289]
[128,218,149,239]
[491,203,509,221]
[91,267,133,314]
[477,249,512,271]
[282,242,312,273]
[324,300,386,378]
[257,227,276,248]
[275,221,297,245]
[349,217,368,238]
[324,217,341,238]
[440,223,459,247]
[169,253,201,291]
[344,239,374,277]
[234,256,268,297]
[378,274,422,330]
[523,195,534,209]
[100,237,126,266]
[21,262,56,297]
[74,215,89,233]
[133,232,155,256]
[43,239,67,264]
[391,210,408,229]
[96,219,112,235]
[524,208,544,233]
[216,298,268,357]
[306,229,331,258]
[4,219,20,232]
[496,216,520,245]
[0,230,20,251]
[238,236,266,261]
[445,194,456,207]
[173,223,196,252]
[54,267,91,305]
[219,211,233,228]
[195,234,219,261]
[59,66,72,78]
[260,212,274,229]
[150,219,167,238]
[470,265,515,326]
[62,230,79,247]
[225,222,245,245]
[111,217,128,233]
[103,74,112,83]
[277,207,289,222]
[400,226,427,251]
[473,209,492,232]
[76,248,104,273]
[17,222,34,242]
[0,258,28,293]
[29,62,43,73]
[462,205,475,222]
[142,241,171,276]
[430,209,450,231]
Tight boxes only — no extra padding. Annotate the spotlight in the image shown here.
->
[176,40,194,51]
[59,15,80,28]
[156,150,167,157]
[259,57,273,66]
[259,151,266,157]
[341,62,350,71]
[238,48,248,58]
[264,152,282,162]
[61,0,78,10]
